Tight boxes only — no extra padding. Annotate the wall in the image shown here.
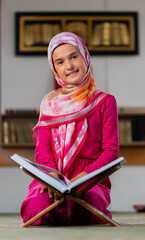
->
[1,0,107,112]
[2,0,145,111]
[1,0,145,213]
[107,0,145,107]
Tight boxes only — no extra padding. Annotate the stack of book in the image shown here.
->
[2,109,39,146]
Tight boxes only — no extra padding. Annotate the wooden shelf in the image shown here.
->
[120,141,145,147]
[1,143,35,148]
[118,107,145,116]
[0,147,35,166]
[119,146,145,165]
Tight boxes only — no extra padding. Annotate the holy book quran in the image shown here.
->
[10,154,126,227]
[10,154,126,196]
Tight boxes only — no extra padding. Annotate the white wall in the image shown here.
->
[2,0,145,111]
[1,0,107,112]
[110,166,145,212]
[0,167,31,213]
[107,0,145,107]
[1,0,145,213]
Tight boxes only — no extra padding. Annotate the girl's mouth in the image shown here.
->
[67,70,79,77]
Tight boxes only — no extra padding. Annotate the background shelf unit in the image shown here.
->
[118,107,145,165]
[118,107,145,147]
[0,110,39,148]
[0,107,145,166]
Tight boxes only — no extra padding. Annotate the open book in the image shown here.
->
[10,154,126,227]
[10,154,126,196]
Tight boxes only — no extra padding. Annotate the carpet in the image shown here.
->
[0,213,145,240]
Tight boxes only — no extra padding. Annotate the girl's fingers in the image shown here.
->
[48,189,58,202]
[48,189,54,199]
[40,185,59,202]
[54,193,58,202]
[40,186,47,193]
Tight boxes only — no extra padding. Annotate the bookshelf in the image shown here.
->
[118,107,145,165]
[1,110,39,148]
[0,107,145,166]
[118,107,145,146]
[0,110,39,166]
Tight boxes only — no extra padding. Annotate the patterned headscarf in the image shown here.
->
[48,32,90,87]
[42,32,97,117]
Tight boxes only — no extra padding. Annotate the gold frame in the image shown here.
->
[15,12,138,55]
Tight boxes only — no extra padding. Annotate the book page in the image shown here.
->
[10,154,125,196]
[68,157,125,192]
[10,154,68,194]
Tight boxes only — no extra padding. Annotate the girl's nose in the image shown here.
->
[66,60,74,70]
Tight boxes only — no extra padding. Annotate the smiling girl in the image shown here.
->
[20,32,119,226]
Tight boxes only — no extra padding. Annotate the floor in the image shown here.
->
[0,213,145,240]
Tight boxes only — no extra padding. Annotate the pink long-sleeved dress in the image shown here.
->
[20,95,119,225]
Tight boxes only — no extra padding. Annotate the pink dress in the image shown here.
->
[20,95,119,225]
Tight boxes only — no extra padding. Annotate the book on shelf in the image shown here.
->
[133,116,145,141]
[1,109,39,145]
[3,121,9,144]
[119,116,145,144]
[119,119,132,144]
[2,119,37,145]
[10,154,126,195]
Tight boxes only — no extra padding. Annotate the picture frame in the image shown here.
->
[15,12,139,56]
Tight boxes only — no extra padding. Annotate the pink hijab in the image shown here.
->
[32,32,109,174]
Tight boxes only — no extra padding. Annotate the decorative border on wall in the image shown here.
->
[15,12,139,56]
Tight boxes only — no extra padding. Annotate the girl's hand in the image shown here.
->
[70,172,87,183]
[40,172,59,202]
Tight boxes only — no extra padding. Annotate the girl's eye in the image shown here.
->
[57,60,63,65]
[72,55,77,59]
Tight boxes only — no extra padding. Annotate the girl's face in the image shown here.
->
[52,44,87,85]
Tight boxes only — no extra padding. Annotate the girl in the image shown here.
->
[20,32,119,226]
